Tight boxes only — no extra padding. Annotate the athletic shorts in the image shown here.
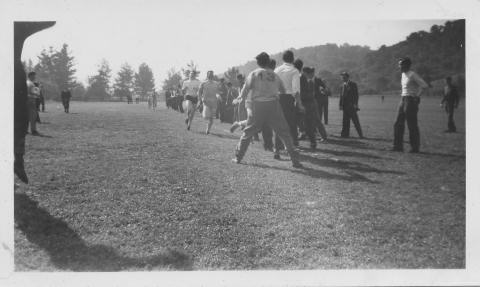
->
[202,103,217,119]
[184,95,198,105]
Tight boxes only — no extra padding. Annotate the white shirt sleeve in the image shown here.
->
[292,70,300,95]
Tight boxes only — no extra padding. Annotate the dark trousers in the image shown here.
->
[262,125,274,150]
[341,105,363,138]
[62,98,70,112]
[445,103,456,132]
[236,100,299,163]
[275,94,297,149]
[317,96,328,124]
[304,100,328,146]
[27,98,38,133]
[393,96,420,151]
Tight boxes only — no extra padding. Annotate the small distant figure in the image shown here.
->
[316,78,330,125]
[26,72,41,135]
[147,94,153,109]
[339,72,363,138]
[152,91,157,109]
[198,71,219,134]
[182,72,201,130]
[392,57,428,153]
[34,82,42,123]
[441,76,460,133]
[165,89,172,108]
[60,89,72,113]
[381,95,385,103]
[135,94,140,104]
[127,94,132,104]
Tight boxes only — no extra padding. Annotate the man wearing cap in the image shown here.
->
[232,52,302,168]
[339,72,363,138]
[393,57,428,152]
[300,67,328,149]
[274,50,305,147]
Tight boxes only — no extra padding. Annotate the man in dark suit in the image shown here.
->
[315,80,330,125]
[339,72,363,138]
[61,89,72,113]
[300,67,327,149]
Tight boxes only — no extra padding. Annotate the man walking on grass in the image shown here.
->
[274,50,305,147]
[300,67,327,149]
[339,72,363,138]
[392,57,429,153]
[232,52,302,168]
[26,72,41,136]
[441,76,460,133]
[182,72,201,130]
[198,71,220,135]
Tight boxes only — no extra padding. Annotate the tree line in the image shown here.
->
[24,45,156,102]
[234,20,465,96]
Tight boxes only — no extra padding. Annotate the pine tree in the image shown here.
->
[113,63,135,101]
[134,63,155,100]
[85,59,111,101]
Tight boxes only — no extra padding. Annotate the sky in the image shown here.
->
[16,0,453,88]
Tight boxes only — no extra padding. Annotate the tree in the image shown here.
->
[85,59,111,101]
[224,67,240,87]
[162,68,182,91]
[113,63,135,101]
[71,82,86,100]
[134,63,155,100]
[181,60,200,80]
[51,43,77,91]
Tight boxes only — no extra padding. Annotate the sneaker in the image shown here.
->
[231,157,241,164]
[187,125,190,131]
[230,122,240,133]
[273,154,281,160]
[31,131,41,136]
[391,147,403,152]
[298,133,307,140]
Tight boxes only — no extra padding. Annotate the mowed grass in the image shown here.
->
[14,95,465,271]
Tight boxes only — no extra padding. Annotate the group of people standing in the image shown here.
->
[169,49,461,168]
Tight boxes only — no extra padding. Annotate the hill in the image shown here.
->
[234,20,465,95]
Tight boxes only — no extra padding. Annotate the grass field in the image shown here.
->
[14,95,465,271]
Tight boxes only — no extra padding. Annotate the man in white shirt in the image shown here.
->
[198,71,219,134]
[182,72,202,130]
[26,72,41,135]
[274,50,305,148]
[393,57,429,153]
[232,52,302,168]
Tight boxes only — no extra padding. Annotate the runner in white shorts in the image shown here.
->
[198,71,220,134]
[182,73,201,130]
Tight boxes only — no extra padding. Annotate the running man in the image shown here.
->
[198,71,219,134]
[182,72,202,130]
[232,52,302,168]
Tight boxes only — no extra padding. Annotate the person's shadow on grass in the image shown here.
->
[14,193,193,271]
[249,162,378,183]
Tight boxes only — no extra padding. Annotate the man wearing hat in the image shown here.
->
[232,52,302,168]
[393,57,428,152]
[300,66,328,149]
[339,72,363,138]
